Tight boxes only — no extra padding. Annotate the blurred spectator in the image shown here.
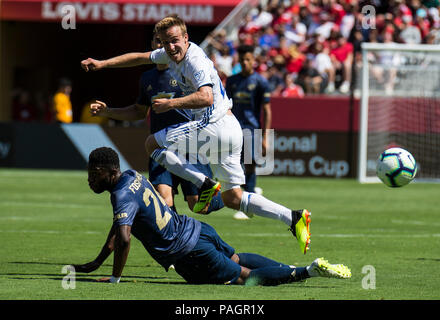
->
[281,73,304,98]
[340,3,356,39]
[310,11,336,41]
[312,41,335,93]
[370,31,400,95]
[258,26,280,51]
[330,33,353,93]
[53,77,73,123]
[285,44,306,74]
[297,58,323,94]
[399,14,422,43]
[35,91,54,123]
[206,29,235,56]
[250,3,273,28]
[299,5,313,29]
[12,89,38,122]
[285,14,307,45]
[265,65,285,96]
[212,46,234,77]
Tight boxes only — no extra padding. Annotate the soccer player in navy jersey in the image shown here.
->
[226,45,272,220]
[81,15,312,255]
[89,32,223,215]
[72,147,351,285]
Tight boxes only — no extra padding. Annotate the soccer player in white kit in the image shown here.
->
[81,15,311,254]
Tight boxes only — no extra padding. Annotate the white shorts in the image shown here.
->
[154,114,246,190]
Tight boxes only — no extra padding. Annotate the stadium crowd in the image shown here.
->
[206,0,440,97]
[11,0,440,123]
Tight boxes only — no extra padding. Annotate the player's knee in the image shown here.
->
[144,135,159,156]
[230,253,240,264]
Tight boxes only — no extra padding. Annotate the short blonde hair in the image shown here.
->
[154,15,187,36]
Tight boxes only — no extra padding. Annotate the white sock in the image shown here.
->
[151,148,206,188]
[240,191,292,226]
[306,265,319,277]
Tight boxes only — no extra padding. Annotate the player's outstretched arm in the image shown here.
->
[72,225,116,273]
[152,85,213,113]
[81,52,153,72]
[90,100,147,121]
[97,225,131,283]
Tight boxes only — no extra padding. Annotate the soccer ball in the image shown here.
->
[376,147,417,187]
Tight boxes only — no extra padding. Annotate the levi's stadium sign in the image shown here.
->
[0,0,241,25]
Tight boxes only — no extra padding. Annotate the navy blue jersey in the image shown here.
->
[226,72,271,130]
[136,67,192,133]
[111,170,201,270]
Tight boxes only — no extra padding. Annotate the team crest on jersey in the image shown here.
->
[194,70,205,82]
[146,85,153,91]
[169,79,178,87]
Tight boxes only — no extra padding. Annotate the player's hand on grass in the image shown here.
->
[72,260,101,273]
[81,58,105,72]
[97,276,120,283]
[90,100,108,117]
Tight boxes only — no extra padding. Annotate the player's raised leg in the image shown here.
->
[145,132,208,189]
[222,186,311,254]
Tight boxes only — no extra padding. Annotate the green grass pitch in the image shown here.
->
[0,168,439,300]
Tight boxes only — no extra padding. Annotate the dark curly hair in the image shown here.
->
[237,44,255,56]
[88,147,120,170]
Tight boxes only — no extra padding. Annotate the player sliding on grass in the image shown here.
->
[81,15,311,254]
[72,147,351,285]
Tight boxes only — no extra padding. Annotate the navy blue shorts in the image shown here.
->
[173,222,242,284]
[148,158,213,198]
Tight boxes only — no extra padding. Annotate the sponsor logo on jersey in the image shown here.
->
[194,70,205,82]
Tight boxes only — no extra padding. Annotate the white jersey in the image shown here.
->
[150,42,232,123]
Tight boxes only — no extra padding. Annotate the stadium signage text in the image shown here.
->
[260,132,351,178]
[41,2,214,23]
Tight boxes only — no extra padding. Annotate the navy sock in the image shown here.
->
[246,265,295,286]
[246,266,310,286]
[237,253,287,269]
[292,267,310,282]
[244,172,257,193]
[204,192,224,214]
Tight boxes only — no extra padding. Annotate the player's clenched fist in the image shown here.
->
[81,58,105,72]
[90,100,108,116]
